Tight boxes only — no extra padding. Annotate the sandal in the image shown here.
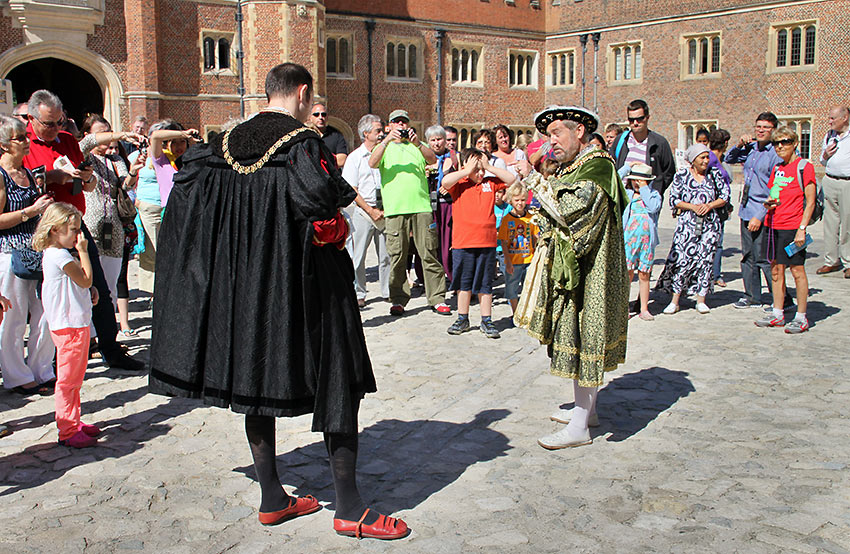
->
[119,329,138,338]
[11,384,51,396]
[334,508,410,540]
[258,495,321,526]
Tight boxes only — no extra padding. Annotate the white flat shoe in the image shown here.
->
[549,408,600,427]
[538,427,592,450]
[662,303,679,315]
[696,302,711,314]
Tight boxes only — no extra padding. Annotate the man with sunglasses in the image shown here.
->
[309,102,348,167]
[610,99,675,196]
[726,111,786,309]
[21,89,144,371]
[11,103,28,122]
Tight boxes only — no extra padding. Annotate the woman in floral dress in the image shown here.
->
[656,144,730,314]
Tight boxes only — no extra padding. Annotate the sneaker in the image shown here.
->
[432,303,452,315]
[734,298,759,309]
[762,305,774,314]
[447,317,470,335]
[80,423,101,437]
[58,430,97,448]
[389,304,404,316]
[479,319,501,339]
[784,318,809,334]
[754,313,785,327]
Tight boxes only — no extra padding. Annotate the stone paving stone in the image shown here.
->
[1,215,850,552]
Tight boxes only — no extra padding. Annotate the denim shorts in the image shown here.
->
[504,263,529,299]
[450,247,496,294]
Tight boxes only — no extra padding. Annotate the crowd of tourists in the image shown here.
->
[0,65,846,540]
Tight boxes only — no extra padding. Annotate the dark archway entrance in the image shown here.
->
[7,58,103,128]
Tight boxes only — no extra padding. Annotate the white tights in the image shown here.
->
[566,381,598,435]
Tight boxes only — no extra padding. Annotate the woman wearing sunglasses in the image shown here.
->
[754,127,817,333]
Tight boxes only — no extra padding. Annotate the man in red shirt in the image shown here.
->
[441,148,516,338]
[22,90,143,371]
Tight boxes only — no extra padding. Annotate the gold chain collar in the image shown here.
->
[222,125,319,175]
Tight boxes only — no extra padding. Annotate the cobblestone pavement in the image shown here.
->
[1,200,849,553]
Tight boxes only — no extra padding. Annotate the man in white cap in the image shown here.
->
[368,109,451,316]
[515,105,629,449]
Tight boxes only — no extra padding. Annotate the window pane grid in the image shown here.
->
[711,37,720,73]
[790,27,802,66]
[804,26,816,65]
[777,30,787,67]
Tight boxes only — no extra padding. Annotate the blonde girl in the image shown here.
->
[33,203,98,448]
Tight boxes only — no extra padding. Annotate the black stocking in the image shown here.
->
[324,431,378,524]
[245,415,291,513]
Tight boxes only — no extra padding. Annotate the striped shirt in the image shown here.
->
[0,167,40,253]
[626,133,649,168]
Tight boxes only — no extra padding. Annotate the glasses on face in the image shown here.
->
[12,113,27,120]
[312,112,328,118]
[391,118,408,125]
[755,125,775,132]
[35,116,66,128]
[628,115,646,124]
[772,138,795,147]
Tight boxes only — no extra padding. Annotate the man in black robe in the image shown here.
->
[148,63,409,540]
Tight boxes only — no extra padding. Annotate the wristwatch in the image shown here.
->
[20,209,29,222]
[799,224,807,230]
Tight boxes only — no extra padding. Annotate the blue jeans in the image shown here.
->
[739,218,771,303]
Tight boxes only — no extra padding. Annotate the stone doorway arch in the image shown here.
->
[0,42,124,129]
[328,116,355,150]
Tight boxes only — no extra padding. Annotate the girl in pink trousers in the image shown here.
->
[33,203,98,448]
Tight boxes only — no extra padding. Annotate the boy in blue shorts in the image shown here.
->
[441,149,516,338]
[497,182,539,315]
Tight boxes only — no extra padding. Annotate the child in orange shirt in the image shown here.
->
[497,183,538,315]
[441,149,516,338]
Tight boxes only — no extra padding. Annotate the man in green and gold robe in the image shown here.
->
[515,105,629,449]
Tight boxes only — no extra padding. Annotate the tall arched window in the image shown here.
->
[386,42,395,76]
[408,45,417,78]
[397,44,406,78]
[203,37,215,71]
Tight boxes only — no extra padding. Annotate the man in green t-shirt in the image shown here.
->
[368,109,451,316]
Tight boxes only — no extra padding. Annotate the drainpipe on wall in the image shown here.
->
[592,32,600,114]
[435,29,446,126]
[236,0,245,117]
[365,20,375,114]
[579,34,588,108]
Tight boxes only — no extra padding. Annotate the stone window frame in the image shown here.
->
[508,49,539,89]
[449,123,487,150]
[509,125,536,146]
[607,40,643,86]
[385,36,424,83]
[680,31,722,80]
[200,30,235,76]
[450,42,484,88]
[677,119,718,151]
[546,48,577,89]
[204,125,222,143]
[326,32,355,80]
[778,114,814,160]
[767,20,819,74]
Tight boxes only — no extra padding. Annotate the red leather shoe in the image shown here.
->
[333,508,410,540]
[258,495,321,526]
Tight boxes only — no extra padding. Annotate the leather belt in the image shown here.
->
[826,173,850,181]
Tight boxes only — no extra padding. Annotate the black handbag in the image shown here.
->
[109,159,137,226]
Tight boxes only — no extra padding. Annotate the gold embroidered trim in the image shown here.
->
[222,126,319,175]
[556,150,615,177]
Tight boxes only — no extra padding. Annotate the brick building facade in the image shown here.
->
[0,0,845,161]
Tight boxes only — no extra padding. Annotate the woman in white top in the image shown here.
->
[492,124,528,178]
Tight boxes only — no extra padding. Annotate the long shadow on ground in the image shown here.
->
[234,409,512,513]
[557,367,695,443]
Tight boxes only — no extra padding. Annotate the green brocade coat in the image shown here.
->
[524,148,629,387]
